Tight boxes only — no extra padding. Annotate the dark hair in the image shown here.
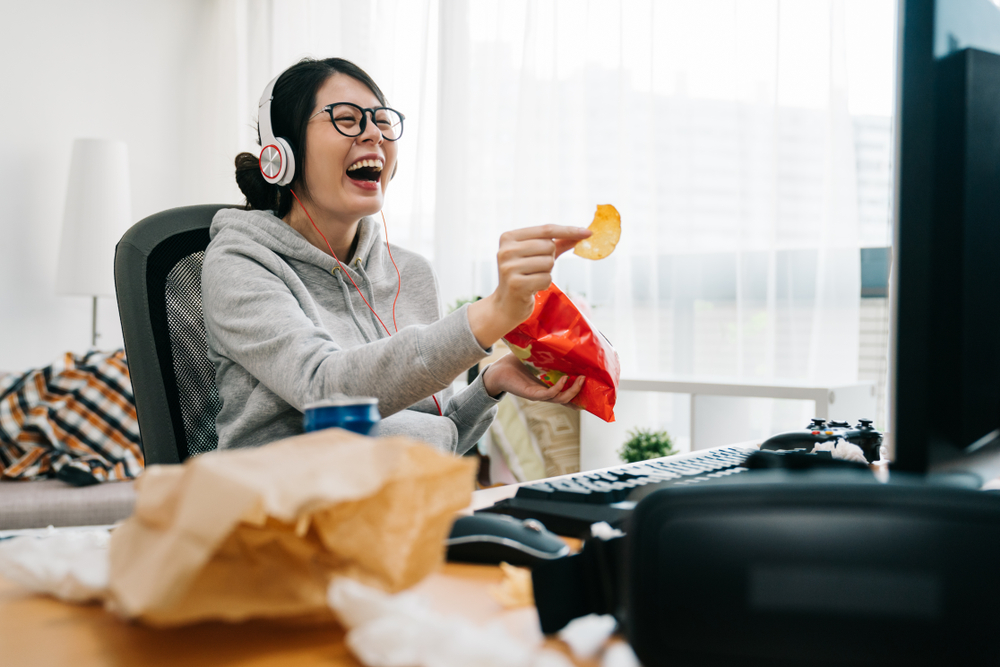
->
[234,57,389,217]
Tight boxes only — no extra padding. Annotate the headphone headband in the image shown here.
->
[258,76,279,147]
[257,74,295,186]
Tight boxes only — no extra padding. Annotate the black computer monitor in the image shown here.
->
[892,0,1000,474]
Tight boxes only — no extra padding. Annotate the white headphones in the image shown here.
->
[258,75,296,186]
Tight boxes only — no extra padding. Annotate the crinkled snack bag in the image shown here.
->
[503,283,620,422]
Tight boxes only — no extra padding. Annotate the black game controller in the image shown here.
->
[760,418,883,463]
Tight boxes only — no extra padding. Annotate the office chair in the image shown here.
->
[115,204,233,465]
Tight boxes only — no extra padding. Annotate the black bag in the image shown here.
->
[534,469,1000,666]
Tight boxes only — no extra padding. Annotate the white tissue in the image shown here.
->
[0,527,111,602]
[558,613,618,660]
[589,522,624,541]
[812,439,869,464]
[601,642,641,667]
[328,577,575,667]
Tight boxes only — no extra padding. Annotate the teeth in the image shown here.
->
[347,159,383,172]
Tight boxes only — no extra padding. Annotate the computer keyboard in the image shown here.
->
[479,444,758,536]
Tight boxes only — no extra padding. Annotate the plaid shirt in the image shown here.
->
[0,349,144,484]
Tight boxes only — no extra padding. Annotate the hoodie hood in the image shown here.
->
[210,208,389,282]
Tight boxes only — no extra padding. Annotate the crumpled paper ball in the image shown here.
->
[0,527,111,603]
[558,614,618,661]
[328,577,575,667]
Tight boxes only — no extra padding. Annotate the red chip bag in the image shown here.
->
[502,283,620,422]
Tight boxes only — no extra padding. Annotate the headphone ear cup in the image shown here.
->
[258,137,296,186]
[275,137,296,186]
[259,142,285,185]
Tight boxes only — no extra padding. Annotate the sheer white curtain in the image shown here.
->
[204,0,880,447]
[434,0,863,445]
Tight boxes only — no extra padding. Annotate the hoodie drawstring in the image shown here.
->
[339,259,441,416]
[354,261,390,336]
[332,268,375,344]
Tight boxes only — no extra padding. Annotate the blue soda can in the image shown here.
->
[303,397,380,436]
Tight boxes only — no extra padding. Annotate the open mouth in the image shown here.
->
[347,158,383,182]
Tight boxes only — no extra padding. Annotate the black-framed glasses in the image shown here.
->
[310,103,405,141]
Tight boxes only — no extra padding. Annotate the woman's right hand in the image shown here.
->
[467,225,591,349]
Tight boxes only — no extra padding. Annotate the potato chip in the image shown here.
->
[574,204,621,260]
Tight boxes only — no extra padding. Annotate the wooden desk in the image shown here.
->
[0,540,596,666]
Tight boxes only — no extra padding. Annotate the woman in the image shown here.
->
[202,57,590,453]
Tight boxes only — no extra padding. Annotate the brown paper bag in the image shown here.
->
[106,429,476,626]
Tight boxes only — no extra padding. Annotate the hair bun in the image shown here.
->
[235,152,283,212]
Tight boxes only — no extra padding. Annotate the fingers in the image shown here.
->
[499,227,591,262]
[497,241,559,269]
[501,256,557,281]
[554,238,586,257]
[530,375,586,405]
[496,361,587,407]
[498,226,592,270]
[506,225,592,243]
[489,225,593,333]
[539,375,569,398]
[552,375,586,404]
[496,229,588,284]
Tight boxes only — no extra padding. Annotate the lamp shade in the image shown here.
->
[55,138,133,298]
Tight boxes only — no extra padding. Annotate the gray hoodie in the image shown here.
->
[201,208,500,453]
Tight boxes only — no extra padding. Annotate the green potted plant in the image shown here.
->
[619,427,677,463]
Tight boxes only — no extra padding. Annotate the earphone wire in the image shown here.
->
[381,210,402,334]
[290,189,442,416]
[290,189,393,337]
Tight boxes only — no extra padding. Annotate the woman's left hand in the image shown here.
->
[481,354,585,406]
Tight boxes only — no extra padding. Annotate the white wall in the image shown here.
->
[0,0,243,372]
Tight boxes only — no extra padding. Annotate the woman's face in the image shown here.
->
[299,73,398,224]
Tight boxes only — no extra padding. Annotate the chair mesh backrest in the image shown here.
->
[163,250,222,457]
[118,205,232,464]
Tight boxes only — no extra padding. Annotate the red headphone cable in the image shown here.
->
[381,210,403,334]
[378,210,442,416]
[289,190,443,416]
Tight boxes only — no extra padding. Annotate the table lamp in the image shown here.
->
[55,138,133,349]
